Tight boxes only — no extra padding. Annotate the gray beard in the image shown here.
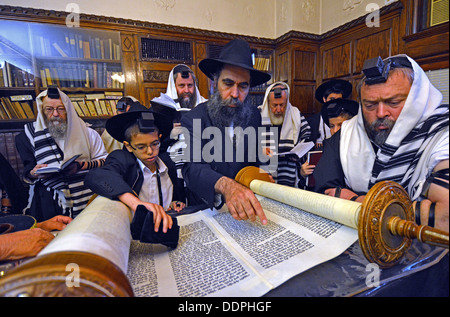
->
[45,118,67,140]
[363,116,395,148]
[269,111,284,126]
[206,90,253,130]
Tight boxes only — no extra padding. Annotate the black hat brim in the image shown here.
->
[321,98,359,126]
[106,110,170,143]
[315,79,353,103]
[199,58,271,87]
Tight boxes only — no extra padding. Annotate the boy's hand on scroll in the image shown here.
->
[140,202,173,233]
[215,176,268,225]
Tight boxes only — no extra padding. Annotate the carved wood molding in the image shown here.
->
[0,2,403,47]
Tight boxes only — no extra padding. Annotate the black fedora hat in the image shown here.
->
[106,108,168,143]
[321,98,359,126]
[315,79,352,103]
[199,39,271,87]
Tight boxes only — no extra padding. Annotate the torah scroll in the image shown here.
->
[0,197,134,297]
[250,180,361,228]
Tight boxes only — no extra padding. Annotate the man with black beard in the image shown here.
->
[313,55,448,232]
[179,39,271,224]
[150,65,207,152]
[15,87,108,221]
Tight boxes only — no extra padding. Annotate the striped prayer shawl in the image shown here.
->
[341,55,449,200]
[368,104,449,198]
[261,116,311,187]
[24,122,93,217]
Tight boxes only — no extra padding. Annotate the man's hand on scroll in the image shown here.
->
[36,215,72,231]
[0,216,72,261]
[324,187,365,203]
[118,192,173,233]
[215,176,268,225]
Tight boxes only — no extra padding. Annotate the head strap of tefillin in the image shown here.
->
[362,56,412,85]
[271,87,288,99]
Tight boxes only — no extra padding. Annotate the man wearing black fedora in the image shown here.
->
[179,38,271,225]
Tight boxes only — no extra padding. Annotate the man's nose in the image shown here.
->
[230,85,240,99]
[376,103,390,118]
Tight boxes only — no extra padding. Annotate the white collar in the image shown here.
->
[137,156,167,175]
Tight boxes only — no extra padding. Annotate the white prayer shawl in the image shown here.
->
[151,64,207,111]
[316,115,331,144]
[340,55,449,200]
[259,82,311,187]
[33,88,93,162]
[24,89,99,216]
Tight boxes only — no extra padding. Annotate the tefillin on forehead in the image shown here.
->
[138,112,156,133]
[181,71,190,79]
[362,56,413,85]
[270,87,288,99]
[47,85,61,100]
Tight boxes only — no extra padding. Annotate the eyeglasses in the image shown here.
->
[43,106,66,114]
[129,141,161,152]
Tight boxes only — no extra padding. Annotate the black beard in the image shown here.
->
[363,116,395,148]
[179,93,196,109]
[206,90,252,130]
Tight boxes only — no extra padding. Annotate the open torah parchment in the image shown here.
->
[127,195,358,297]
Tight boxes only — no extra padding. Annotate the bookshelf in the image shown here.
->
[249,48,274,107]
[0,19,124,123]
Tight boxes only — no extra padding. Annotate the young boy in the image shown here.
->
[300,98,359,186]
[85,110,186,233]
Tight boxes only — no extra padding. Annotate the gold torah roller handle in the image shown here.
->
[359,180,449,268]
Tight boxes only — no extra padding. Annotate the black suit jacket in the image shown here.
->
[180,102,263,208]
[85,148,185,204]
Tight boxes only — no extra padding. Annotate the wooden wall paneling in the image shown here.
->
[194,42,210,99]
[321,43,351,80]
[275,48,290,83]
[121,33,140,101]
[139,61,179,107]
[403,22,449,69]
[294,50,316,81]
[291,83,316,116]
[292,47,318,116]
[353,28,394,75]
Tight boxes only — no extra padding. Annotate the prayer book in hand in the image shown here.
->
[35,154,81,175]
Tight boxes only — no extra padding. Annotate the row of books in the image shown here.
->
[39,62,124,89]
[141,38,192,62]
[68,92,123,118]
[0,96,35,120]
[0,62,35,88]
[253,56,271,72]
[35,34,121,61]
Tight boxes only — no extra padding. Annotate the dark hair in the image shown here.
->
[323,87,345,100]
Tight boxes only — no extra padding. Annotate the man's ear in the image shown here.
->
[123,141,133,153]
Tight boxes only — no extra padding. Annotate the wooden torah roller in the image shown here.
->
[235,166,449,268]
[0,197,134,297]
[0,251,133,297]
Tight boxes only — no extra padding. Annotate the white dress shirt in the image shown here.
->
[137,157,173,210]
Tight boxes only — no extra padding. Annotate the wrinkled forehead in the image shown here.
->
[42,96,64,107]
